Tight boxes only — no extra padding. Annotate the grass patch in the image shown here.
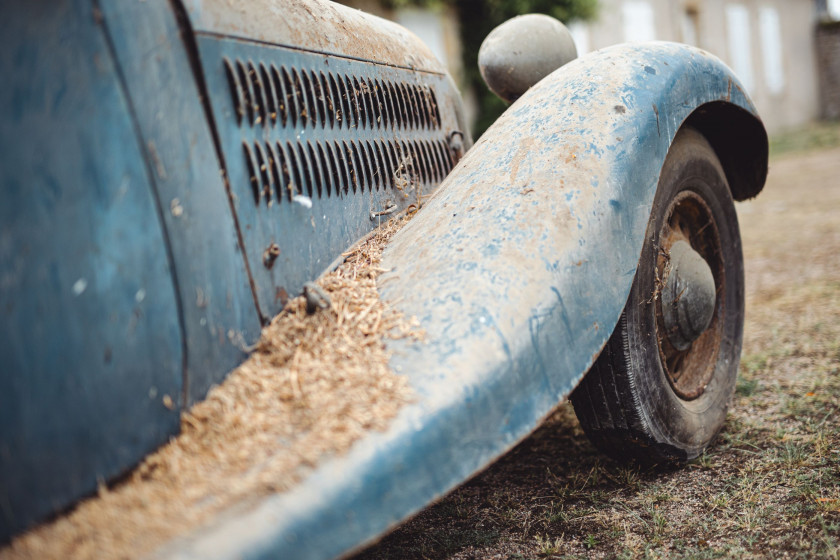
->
[769,120,840,157]
[735,375,760,397]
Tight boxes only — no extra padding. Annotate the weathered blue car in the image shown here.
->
[0,0,767,558]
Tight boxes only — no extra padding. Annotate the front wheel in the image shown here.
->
[570,127,744,465]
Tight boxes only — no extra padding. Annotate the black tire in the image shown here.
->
[570,127,744,465]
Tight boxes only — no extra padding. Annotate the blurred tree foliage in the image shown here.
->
[383,0,598,137]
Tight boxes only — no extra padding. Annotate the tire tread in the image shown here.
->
[571,314,667,464]
[569,127,742,466]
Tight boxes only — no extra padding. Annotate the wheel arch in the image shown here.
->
[381,42,770,407]
[199,43,770,560]
[683,101,768,201]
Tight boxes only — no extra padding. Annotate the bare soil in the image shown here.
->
[352,142,840,559]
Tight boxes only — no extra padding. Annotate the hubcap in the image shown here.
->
[655,191,725,400]
[662,240,716,351]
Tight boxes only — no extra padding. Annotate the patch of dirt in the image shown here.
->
[1,215,420,560]
[350,145,840,559]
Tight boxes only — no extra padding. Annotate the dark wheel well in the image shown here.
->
[682,101,768,202]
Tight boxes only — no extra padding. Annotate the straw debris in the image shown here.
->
[3,214,421,560]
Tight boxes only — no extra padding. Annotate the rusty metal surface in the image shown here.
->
[183,0,445,74]
[155,42,766,560]
[656,193,723,400]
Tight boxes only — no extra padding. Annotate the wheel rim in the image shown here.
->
[654,190,725,400]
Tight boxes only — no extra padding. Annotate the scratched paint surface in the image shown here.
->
[0,1,182,542]
[159,43,764,560]
[99,0,262,406]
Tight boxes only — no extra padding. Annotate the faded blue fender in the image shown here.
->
[159,43,767,560]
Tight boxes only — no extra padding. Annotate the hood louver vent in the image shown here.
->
[224,59,442,131]
[244,138,453,206]
[222,56,454,208]
[199,35,463,320]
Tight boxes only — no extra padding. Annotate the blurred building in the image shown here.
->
[568,0,838,133]
[345,0,839,133]
[816,0,840,119]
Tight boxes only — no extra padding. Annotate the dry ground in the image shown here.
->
[352,130,840,559]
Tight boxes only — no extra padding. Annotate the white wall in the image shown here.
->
[572,0,820,133]
[622,0,657,42]
[726,3,755,94]
[829,0,840,19]
[395,9,449,70]
[759,6,785,95]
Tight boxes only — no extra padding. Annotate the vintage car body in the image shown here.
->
[0,0,767,558]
